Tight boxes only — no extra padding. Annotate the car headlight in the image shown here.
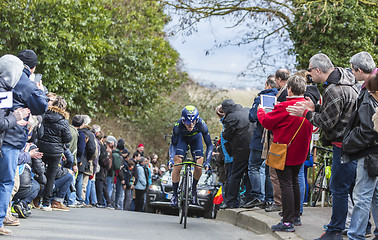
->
[149,185,161,191]
[198,189,210,196]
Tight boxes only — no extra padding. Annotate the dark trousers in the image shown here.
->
[224,162,233,199]
[226,161,251,207]
[276,164,302,224]
[95,179,111,206]
[135,189,146,212]
[42,154,62,205]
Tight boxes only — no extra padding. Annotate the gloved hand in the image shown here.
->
[168,159,174,169]
[203,162,211,171]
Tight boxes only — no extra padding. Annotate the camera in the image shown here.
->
[305,73,313,84]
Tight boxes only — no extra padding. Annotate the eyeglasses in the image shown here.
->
[307,67,317,73]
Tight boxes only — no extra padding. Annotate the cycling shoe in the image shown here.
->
[170,195,178,208]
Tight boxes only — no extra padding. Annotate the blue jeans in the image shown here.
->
[298,164,305,213]
[0,145,20,228]
[248,149,273,202]
[115,177,124,209]
[67,174,77,205]
[85,179,97,205]
[327,145,357,233]
[75,172,84,203]
[106,176,114,204]
[348,158,378,240]
[260,162,266,197]
[14,179,40,205]
[53,172,73,202]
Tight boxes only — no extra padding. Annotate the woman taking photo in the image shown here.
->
[257,75,313,232]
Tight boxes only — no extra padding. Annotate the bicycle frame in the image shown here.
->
[174,159,202,229]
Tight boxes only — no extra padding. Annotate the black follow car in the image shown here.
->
[146,169,220,219]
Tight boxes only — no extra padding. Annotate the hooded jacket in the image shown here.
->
[222,100,254,162]
[0,55,23,133]
[37,106,72,156]
[305,68,359,142]
[3,65,48,149]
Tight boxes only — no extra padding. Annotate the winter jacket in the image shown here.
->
[37,106,72,156]
[134,163,148,190]
[222,102,254,162]
[55,159,70,180]
[19,144,46,190]
[305,68,359,142]
[342,88,378,161]
[118,159,133,189]
[249,88,278,151]
[3,66,48,149]
[96,142,109,181]
[0,55,24,137]
[78,128,96,174]
[258,97,313,166]
[68,125,78,165]
[108,148,121,179]
[77,130,86,169]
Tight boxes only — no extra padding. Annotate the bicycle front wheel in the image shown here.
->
[310,165,325,207]
[179,174,186,224]
[183,167,190,229]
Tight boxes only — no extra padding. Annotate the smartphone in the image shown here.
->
[261,95,276,109]
[34,73,42,83]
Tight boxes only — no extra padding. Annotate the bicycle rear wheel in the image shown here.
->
[310,165,325,207]
[183,166,189,229]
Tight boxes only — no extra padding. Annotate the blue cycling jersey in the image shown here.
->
[169,117,213,164]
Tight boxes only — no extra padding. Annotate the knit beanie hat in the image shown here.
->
[17,49,38,69]
[72,115,84,127]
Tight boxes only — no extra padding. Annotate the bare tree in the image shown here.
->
[163,0,377,84]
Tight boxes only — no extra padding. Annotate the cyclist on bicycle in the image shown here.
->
[168,106,213,207]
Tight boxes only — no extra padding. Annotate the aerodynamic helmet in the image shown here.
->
[181,105,199,125]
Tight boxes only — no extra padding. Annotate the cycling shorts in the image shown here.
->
[175,132,204,159]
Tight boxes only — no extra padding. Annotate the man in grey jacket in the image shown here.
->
[287,53,359,240]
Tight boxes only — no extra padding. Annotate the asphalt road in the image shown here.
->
[8,208,275,240]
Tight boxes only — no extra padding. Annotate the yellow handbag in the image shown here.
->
[266,118,305,171]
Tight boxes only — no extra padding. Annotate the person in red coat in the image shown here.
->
[257,75,313,232]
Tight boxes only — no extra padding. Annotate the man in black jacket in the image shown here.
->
[343,52,378,240]
[220,99,254,209]
[118,150,134,210]
[94,131,112,208]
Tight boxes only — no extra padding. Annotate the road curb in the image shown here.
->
[216,208,304,240]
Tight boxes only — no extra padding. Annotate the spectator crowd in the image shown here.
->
[0,49,377,240]
[0,50,163,236]
[214,51,378,240]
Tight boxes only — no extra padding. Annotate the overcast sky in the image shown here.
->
[167,17,296,90]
